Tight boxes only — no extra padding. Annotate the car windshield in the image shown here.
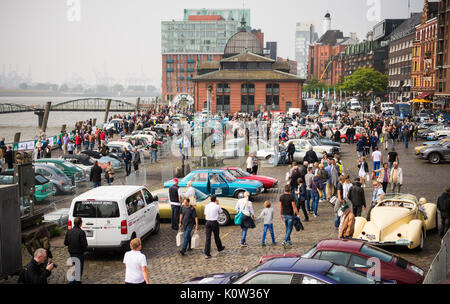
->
[35,175,49,185]
[310,138,320,146]
[360,244,393,263]
[222,171,236,182]
[194,189,209,202]
[301,245,317,258]
[236,168,250,177]
[326,264,376,284]
[378,200,415,209]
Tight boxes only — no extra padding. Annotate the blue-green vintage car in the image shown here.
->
[163,169,264,198]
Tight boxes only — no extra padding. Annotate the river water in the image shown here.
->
[0,96,141,143]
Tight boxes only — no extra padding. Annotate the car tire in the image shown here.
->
[234,190,245,199]
[340,137,347,143]
[218,209,231,226]
[265,155,272,160]
[151,215,160,235]
[428,153,441,164]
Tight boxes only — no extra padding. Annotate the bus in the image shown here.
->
[394,102,412,117]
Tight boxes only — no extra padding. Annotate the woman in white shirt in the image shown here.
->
[235,192,255,247]
[246,155,253,174]
[123,238,149,284]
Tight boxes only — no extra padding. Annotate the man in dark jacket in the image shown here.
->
[4,146,14,169]
[304,146,318,164]
[437,186,450,238]
[19,248,54,284]
[64,217,88,284]
[348,179,366,217]
[334,129,341,143]
[122,147,132,176]
[287,142,296,164]
[89,161,102,188]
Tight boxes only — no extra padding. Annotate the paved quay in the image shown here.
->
[0,138,447,284]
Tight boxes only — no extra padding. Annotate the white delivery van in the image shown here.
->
[68,186,159,251]
[381,102,394,113]
[347,99,361,111]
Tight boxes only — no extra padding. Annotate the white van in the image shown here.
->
[68,186,159,251]
[381,102,394,113]
[347,99,361,111]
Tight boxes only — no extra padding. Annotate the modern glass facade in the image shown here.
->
[183,8,251,24]
[295,22,318,78]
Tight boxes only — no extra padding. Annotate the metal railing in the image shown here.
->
[423,229,450,284]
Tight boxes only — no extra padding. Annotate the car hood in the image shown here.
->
[369,207,413,232]
[244,175,277,183]
[421,145,442,153]
[229,179,263,188]
[184,272,242,284]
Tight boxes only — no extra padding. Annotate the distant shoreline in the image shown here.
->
[0,89,160,98]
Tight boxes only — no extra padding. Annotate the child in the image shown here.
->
[256,201,276,246]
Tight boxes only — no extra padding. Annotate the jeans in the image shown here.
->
[306,190,312,211]
[391,139,396,150]
[280,153,286,165]
[404,137,409,148]
[182,226,193,252]
[107,178,114,185]
[262,224,275,245]
[84,143,89,150]
[282,215,295,243]
[373,161,381,177]
[204,220,223,256]
[124,162,131,176]
[311,192,319,215]
[171,204,181,230]
[151,151,158,163]
[334,215,340,228]
[93,181,101,188]
[241,227,248,245]
[89,142,94,150]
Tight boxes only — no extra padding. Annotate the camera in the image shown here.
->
[49,261,58,268]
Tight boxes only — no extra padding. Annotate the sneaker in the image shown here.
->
[272,242,277,246]
[204,255,212,259]
[218,246,225,252]
[179,250,185,256]
[187,248,192,252]
[240,243,248,248]
[287,241,292,246]
[261,244,266,247]
[314,214,317,218]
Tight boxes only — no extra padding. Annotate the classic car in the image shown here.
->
[34,163,75,194]
[221,166,278,190]
[338,126,364,143]
[288,138,340,156]
[163,169,264,198]
[97,156,122,171]
[256,142,324,163]
[35,158,87,183]
[0,171,56,203]
[353,194,438,250]
[418,124,449,139]
[81,150,121,162]
[259,239,424,284]
[151,187,238,226]
[419,140,450,164]
[415,137,450,155]
[184,257,393,284]
[60,154,94,174]
[426,127,450,140]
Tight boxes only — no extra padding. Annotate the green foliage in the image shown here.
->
[340,68,388,95]
[303,78,328,92]
[50,226,63,238]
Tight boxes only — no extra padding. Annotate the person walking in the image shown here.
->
[105,161,115,185]
[122,147,132,176]
[305,146,318,164]
[287,141,295,164]
[123,238,149,284]
[310,171,324,217]
[18,248,54,284]
[64,217,88,284]
[390,162,403,193]
[5,146,14,169]
[335,176,345,229]
[179,198,199,256]
[375,163,390,193]
[279,185,300,248]
[325,159,339,199]
[338,204,355,239]
[235,191,256,247]
[295,177,309,221]
[437,186,450,238]
[358,156,369,187]
[279,141,287,165]
[204,195,225,259]
[62,133,69,155]
[169,178,183,230]
[348,179,366,217]
[256,201,276,246]
[371,147,383,178]
[251,153,259,175]
[150,139,158,163]
[89,161,102,188]
[246,154,253,174]
[304,166,314,213]
[132,148,141,172]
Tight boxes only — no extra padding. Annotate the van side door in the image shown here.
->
[142,188,157,234]
[125,192,146,238]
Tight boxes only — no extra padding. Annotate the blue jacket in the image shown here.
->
[296,183,307,201]
[310,176,324,195]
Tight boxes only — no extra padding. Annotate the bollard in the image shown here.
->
[41,102,52,132]
[104,99,112,123]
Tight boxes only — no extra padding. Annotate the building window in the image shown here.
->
[286,102,292,111]
[241,84,255,93]
[241,95,255,113]
[217,95,230,113]
[265,95,280,111]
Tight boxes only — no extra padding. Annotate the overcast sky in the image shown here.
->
[0,0,425,89]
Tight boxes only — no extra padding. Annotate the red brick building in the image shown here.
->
[193,51,304,114]
[436,0,450,111]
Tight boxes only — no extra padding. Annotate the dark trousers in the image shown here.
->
[440,215,450,238]
[69,253,84,283]
[353,205,363,217]
[125,162,131,176]
[252,165,258,175]
[296,200,309,221]
[381,182,388,194]
[204,220,223,256]
[288,152,294,164]
[171,204,181,230]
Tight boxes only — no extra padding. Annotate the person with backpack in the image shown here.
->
[18,248,54,284]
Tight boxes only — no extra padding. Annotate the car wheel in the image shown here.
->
[340,137,347,143]
[428,153,441,164]
[234,190,245,199]
[265,155,272,160]
[151,215,160,235]
[217,209,231,226]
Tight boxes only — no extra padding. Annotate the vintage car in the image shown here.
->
[338,126,364,143]
[259,239,424,284]
[426,126,450,140]
[163,169,264,198]
[34,163,75,194]
[60,154,94,174]
[256,142,324,163]
[221,167,278,190]
[415,137,450,155]
[151,187,238,226]
[0,171,56,203]
[35,158,87,183]
[184,257,393,284]
[419,140,450,164]
[288,138,340,156]
[353,194,438,250]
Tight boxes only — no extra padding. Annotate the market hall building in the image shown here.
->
[192,27,305,114]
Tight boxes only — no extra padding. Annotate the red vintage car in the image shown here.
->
[259,239,424,284]
[221,167,278,190]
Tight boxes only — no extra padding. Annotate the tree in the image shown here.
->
[303,78,328,94]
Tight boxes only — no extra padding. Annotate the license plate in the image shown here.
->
[85,230,93,238]
[366,234,376,240]
[396,239,410,246]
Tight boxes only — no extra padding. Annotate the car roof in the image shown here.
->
[317,239,364,253]
[260,257,332,274]
[73,186,145,202]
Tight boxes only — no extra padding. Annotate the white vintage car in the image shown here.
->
[288,138,340,156]
[256,142,324,163]
[353,194,438,250]
[427,127,450,140]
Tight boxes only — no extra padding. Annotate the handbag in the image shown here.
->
[329,196,338,206]
[234,211,243,225]
[176,229,183,247]
[191,231,200,249]
[293,216,304,232]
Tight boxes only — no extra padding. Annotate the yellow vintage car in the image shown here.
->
[151,187,238,226]
[353,194,438,250]
[415,138,450,155]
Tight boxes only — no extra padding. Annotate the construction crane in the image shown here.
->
[319,54,341,82]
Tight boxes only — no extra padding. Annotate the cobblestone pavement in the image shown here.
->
[1,138,447,284]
